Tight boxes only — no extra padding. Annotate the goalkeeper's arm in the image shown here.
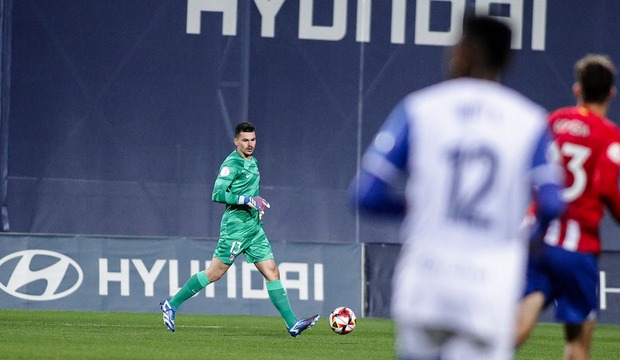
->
[240,196,270,212]
[211,165,245,205]
[211,176,270,212]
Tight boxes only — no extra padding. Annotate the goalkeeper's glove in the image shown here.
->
[240,196,270,213]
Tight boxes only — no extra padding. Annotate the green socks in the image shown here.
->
[170,271,210,309]
[170,275,296,328]
[267,279,297,328]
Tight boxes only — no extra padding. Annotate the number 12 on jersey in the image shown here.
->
[446,146,498,228]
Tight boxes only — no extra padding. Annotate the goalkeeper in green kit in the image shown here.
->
[160,122,319,337]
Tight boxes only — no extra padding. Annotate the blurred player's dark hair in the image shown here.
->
[575,54,616,103]
[463,15,512,72]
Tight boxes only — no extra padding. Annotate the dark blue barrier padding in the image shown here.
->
[5,1,620,250]
[365,243,620,324]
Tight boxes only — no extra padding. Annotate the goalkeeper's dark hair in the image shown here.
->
[462,15,512,72]
[235,122,255,137]
[575,54,616,103]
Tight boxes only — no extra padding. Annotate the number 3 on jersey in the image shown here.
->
[560,142,591,202]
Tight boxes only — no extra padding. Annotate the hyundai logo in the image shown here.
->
[0,250,83,301]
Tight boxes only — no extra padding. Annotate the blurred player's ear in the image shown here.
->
[609,86,617,100]
[572,82,582,100]
[447,41,470,79]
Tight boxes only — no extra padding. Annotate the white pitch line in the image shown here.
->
[1,321,223,329]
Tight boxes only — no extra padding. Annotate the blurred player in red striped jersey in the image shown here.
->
[517,54,620,360]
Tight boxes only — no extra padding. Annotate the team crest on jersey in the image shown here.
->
[220,166,230,177]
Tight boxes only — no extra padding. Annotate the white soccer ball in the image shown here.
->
[329,306,356,335]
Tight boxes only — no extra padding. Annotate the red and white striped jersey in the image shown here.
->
[543,106,620,255]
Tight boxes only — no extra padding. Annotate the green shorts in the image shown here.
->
[213,227,275,265]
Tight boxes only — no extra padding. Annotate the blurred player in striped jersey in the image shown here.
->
[516,54,620,359]
[350,16,565,360]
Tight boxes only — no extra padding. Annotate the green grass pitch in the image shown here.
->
[1,309,619,359]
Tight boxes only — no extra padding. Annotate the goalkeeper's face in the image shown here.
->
[234,131,256,159]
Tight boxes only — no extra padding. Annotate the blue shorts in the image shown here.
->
[523,244,599,323]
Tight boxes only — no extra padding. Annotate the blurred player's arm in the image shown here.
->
[349,102,408,216]
[529,128,566,236]
[596,140,620,222]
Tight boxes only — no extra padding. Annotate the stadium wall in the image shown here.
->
[0,233,362,317]
[5,1,620,248]
[3,2,620,327]
[365,243,620,325]
[3,234,620,325]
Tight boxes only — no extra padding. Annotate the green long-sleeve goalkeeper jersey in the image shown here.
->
[211,150,262,238]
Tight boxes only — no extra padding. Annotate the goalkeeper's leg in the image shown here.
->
[169,271,211,308]
[255,260,297,327]
[256,259,319,337]
[160,258,230,331]
[160,271,210,332]
[170,258,231,307]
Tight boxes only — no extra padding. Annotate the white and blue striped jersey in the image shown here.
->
[352,78,565,359]
[357,78,563,246]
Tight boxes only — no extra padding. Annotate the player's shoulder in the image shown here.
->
[472,79,545,113]
[601,116,620,134]
[407,78,544,112]
[221,150,244,168]
[550,106,613,125]
[403,80,546,136]
[607,124,620,149]
[548,106,583,130]
[551,106,620,138]
[549,106,576,118]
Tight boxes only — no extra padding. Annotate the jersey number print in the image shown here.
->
[560,142,591,202]
[447,146,498,228]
